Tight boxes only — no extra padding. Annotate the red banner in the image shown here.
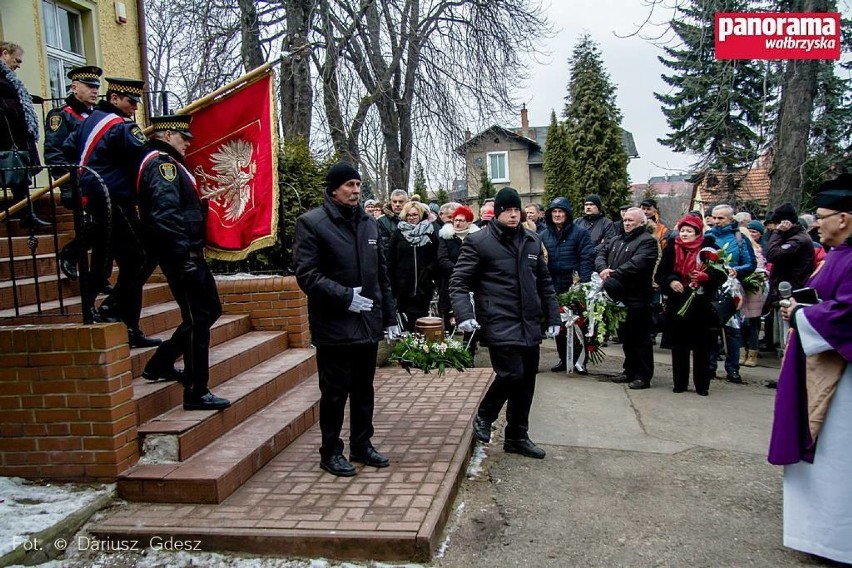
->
[184,74,278,260]
[715,12,840,60]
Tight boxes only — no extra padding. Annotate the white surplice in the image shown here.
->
[782,312,852,563]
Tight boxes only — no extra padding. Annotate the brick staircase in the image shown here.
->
[0,194,320,504]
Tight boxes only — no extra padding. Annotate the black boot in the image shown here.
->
[349,446,390,468]
[472,415,492,443]
[503,438,546,459]
[58,245,78,279]
[183,390,231,411]
[320,454,356,477]
[128,328,162,348]
[550,360,567,373]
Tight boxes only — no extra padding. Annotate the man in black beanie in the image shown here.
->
[450,186,561,459]
[575,193,616,250]
[766,201,814,307]
[293,162,401,477]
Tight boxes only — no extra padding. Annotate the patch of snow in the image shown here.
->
[465,444,488,479]
[215,273,284,280]
[435,501,466,559]
[0,477,112,556]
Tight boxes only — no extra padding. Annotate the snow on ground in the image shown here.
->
[465,444,489,479]
[0,477,112,556]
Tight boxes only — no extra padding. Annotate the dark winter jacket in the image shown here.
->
[655,235,724,349]
[595,224,660,308]
[539,197,596,292]
[388,221,438,313]
[376,203,401,254]
[43,94,91,178]
[293,196,397,345]
[765,224,816,302]
[574,213,616,250]
[449,220,560,347]
[136,139,206,266]
[436,222,480,313]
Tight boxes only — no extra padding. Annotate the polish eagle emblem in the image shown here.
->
[194,139,257,222]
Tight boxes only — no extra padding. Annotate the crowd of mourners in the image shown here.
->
[363,188,827,397]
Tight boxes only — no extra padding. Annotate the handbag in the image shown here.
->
[0,117,30,189]
[711,292,737,327]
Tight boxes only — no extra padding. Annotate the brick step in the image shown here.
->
[132,330,289,425]
[130,312,252,379]
[117,373,320,504]
[0,281,172,320]
[0,217,76,238]
[0,252,60,280]
[0,232,73,258]
[0,271,78,310]
[136,348,316,462]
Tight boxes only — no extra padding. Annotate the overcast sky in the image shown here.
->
[516,0,851,184]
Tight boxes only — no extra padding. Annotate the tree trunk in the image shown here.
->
[768,0,832,210]
[237,0,264,71]
[280,0,314,143]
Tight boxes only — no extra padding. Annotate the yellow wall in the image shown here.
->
[463,131,541,204]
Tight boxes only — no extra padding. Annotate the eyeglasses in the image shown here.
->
[453,218,468,223]
[815,210,847,221]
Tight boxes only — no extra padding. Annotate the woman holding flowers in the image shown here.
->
[656,216,725,396]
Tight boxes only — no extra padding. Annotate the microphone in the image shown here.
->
[778,281,792,347]
[778,281,792,307]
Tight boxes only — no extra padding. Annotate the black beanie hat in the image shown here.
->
[774,202,799,224]
[494,187,522,215]
[325,162,361,195]
[583,194,604,211]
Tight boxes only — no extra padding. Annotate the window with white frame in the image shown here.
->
[43,0,86,99]
[487,151,509,183]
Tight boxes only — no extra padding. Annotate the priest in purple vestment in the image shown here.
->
[767,173,852,564]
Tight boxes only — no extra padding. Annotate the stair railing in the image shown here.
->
[0,163,111,322]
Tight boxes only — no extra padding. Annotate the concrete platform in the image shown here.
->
[90,367,494,562]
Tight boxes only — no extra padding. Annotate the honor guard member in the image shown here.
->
[62,77,159,348]
[136,115,230,411]
[43,65,102,278]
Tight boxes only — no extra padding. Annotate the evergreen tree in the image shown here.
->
[655,0,771,205]
[563,35,630,215]
[478,169,496,208]
[413,161,428,199]
[435,186,449,205]
[542,110,571,206]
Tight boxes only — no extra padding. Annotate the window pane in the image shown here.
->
[489,154,506,180]
[43,1,58,47]
[47,57,64,99]
[57,6,72,52]
[61,7,82,54]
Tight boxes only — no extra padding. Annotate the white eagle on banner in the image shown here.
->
[195,138,257,222]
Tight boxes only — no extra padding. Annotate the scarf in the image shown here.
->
[398,219,434,247]
[0,60,39,142]
[673,235,704,281]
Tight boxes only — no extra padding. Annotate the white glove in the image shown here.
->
[546,325,561,338]
[386,325,402,341]
[458,319,480,333]
[348,286,374,313]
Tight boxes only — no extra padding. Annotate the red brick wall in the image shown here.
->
[217,276,310,348]
[0,323,138,480]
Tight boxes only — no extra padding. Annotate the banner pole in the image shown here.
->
[0,59,281,221]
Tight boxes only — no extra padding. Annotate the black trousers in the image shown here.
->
[84,202,147,328]
[620,306,654,384]
[671,345,711,393]
[478,345,539,440]
[146,257,221,396]
[315,342,379,459]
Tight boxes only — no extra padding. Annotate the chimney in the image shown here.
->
[520,103,529,131]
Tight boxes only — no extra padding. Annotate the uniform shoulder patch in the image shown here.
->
[158,162,177,182]
[131,125,146,143]
[49,114,62,131]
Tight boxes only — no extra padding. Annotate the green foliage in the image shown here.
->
[435,186,449,205]
[542,110,571,206]
[209,140,330,274]
[563,35,630,215]
[478,169,496,207]
[655,0,772,178]
[390,333,474,376]
[413,161,428,198]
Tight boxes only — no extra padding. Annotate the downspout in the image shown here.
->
[136,0,151,124]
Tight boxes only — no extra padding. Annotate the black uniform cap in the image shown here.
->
[150,114,193,139]
[67,65,103,87]
[105,77,145,103]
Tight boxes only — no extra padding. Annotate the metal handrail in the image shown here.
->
[0,163,111,322]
